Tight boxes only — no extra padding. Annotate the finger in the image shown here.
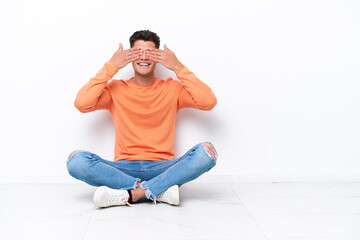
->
[164,44,173,53]
[148,55,163,63]
[147,51,162,57]
[132,47,143,51]
[126,52,142,60]
[125,50,142,58]
[126,47,142,54]
[127,55,141,63]
[119,43,123,51]
[147,48,163,54]
[149,55,162,63]
[126,48,144,53]
[127,52,141,61]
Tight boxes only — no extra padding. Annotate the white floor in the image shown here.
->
[0,182,360,240]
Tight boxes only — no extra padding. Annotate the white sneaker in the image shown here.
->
[93,186,131,208]
[156,185,180,206]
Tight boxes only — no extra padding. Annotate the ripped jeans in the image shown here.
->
[67,142,217,200]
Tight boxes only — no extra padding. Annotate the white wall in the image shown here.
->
[1,0,359,183]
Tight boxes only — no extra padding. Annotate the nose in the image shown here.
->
[140,49,148,60]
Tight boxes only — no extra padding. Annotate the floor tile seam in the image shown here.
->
[266,235,360,239]
[0,214,95,219]
[82,206,95,240]
[89,212,252,219]
[237,195,360,198]
[267,237,360,240]
[232,211,360,215]
[229,184,270,240]
[249,212,360,216]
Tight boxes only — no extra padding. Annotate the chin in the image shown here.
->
[135,69,151,76]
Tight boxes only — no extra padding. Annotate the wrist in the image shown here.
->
[174,63,185,74]
[109,60,121,69]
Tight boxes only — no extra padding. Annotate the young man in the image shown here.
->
[67,30,218,207]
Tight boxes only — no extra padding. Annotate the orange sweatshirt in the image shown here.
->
[75,61,217,161]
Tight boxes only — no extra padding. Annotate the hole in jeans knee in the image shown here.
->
[202,142,218,161]
[68,150,82,160]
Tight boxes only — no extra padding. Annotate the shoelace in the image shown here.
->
[107,191,133,207]
[158,192,168,200]
[156,191,168,205]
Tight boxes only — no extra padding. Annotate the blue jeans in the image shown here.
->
[67,142,217,200]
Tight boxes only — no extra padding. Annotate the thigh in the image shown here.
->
[140,143,216,198]
[67,151,142,189]
[140,143,209,181]
[105,160,144,180]
[140,159,179,181]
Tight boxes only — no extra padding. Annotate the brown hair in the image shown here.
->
[129,30,160,49]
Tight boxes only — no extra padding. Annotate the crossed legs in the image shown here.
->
[67,142,217,203]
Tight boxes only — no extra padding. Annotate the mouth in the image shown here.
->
[137,62,151,66]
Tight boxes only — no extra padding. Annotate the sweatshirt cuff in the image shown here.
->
[175,66,189,77]
[105,61,120,73]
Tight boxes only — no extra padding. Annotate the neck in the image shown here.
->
[132,72,156,86]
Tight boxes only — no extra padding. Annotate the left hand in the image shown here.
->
[147,44,184,74]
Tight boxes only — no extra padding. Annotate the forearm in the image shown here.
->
[177,67,217,110]
[74,61,118,112]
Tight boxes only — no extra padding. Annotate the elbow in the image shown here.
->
[208,95,217,110]
[74,98,90,113]
[202,95,217,111]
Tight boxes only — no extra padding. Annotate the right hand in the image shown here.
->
[110,43,143,69]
